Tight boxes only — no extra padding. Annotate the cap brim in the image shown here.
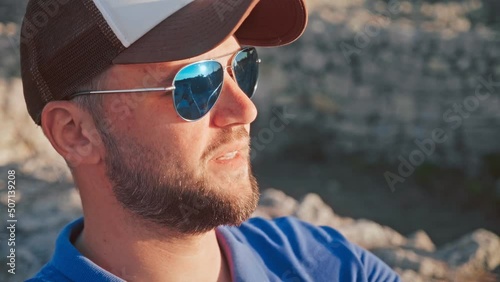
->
[113,0,307,64]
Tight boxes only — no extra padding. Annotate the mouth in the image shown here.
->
[216,151,239,161]
[211,150,247,172]
[209,142,249,169]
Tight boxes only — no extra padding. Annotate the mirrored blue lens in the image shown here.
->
[232,47,259,98]
[173,61,223,121]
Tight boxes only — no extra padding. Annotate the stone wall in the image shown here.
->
[251,0,500,177]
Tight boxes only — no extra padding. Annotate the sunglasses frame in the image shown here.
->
[68,47,260,121]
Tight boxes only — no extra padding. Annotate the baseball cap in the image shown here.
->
[20,0,308,125]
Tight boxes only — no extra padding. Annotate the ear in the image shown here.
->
[41,101,104,168]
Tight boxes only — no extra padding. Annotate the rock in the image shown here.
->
[256,188,298,218]
[293,193,338,226]
[336,219,407,249]
[372,247,449,279]
[15,248,43,277]
[435,229,500,274]
[18,186,81,233]
[23,229,60,265]
[0,79,72,183]
[0,248,42,281]
[452,270,499,282]
[300,46,326,72]
[405,230,436,252]
[393,268,426,282]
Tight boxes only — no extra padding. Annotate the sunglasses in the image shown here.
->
[70,47,260,121]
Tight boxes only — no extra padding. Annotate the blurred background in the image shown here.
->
[0,0,499,281]
[253,0,500,243]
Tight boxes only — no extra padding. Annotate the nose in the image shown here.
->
[210,75,258,127]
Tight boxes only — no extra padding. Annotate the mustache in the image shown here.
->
[202,127,250,160]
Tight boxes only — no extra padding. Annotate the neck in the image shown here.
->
[74,206,231,282]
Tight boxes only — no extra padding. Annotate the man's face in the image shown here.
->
[94,36,259,234]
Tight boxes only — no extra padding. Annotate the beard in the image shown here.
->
[97,125,259,235]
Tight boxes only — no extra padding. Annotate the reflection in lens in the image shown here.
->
[173,61,224,121]
[232,48,259,98]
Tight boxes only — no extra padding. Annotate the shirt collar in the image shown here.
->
[216,226,269,282]
[50,217,268,282]
[51,217,125,282]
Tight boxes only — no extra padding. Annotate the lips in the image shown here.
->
[216,151,238,160]
[209,141,249,163]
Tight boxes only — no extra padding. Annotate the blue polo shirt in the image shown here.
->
[27,217,400,282]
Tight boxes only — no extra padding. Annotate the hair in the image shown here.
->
[71,72,107,124]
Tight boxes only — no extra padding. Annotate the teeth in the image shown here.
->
[217,151,237,160]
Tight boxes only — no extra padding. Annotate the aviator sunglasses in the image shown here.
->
[69,47,260,121]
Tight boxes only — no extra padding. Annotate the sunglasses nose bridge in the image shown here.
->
[223,65,234,80]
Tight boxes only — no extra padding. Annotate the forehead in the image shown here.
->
[103,36,241,88]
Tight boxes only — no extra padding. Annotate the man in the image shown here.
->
[20,0,400,281]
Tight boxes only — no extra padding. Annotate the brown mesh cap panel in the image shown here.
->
[20,0,125,125]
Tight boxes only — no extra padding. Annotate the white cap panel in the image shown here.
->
[93,0,195,47]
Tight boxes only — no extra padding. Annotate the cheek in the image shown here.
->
[132,118,210,166]
[162,123,210,161]
[104,94,211,164]
[144,97,211,157]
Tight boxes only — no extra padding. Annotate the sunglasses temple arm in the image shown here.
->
[70,86,176,98]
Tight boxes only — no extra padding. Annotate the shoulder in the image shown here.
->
[231,216,353,249]
[225,216,401,282]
